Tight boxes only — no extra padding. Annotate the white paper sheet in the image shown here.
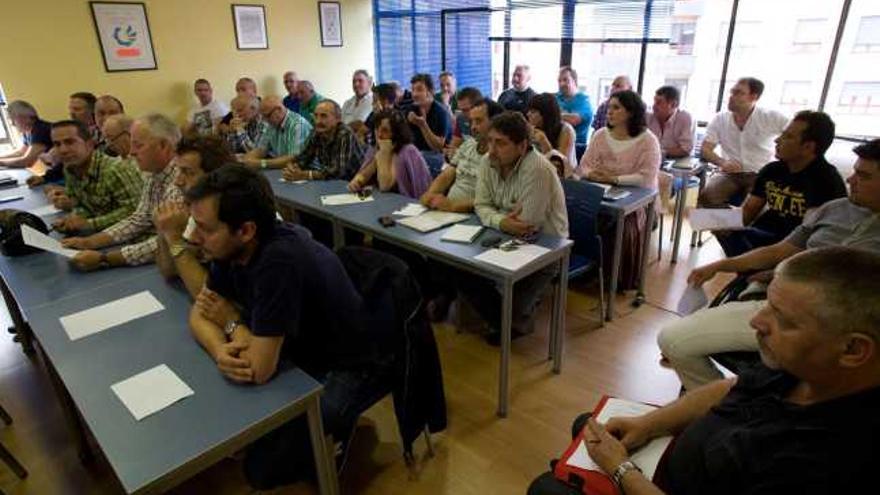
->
[392,203,428,217]
[111,364,194,421]
[28,204,62,217]
[566,398,673,479]
[320,193,375,206]
[278,178,308,184]
[441,224,483,243]
[60,291,165,341]
[676,284,708,315]
[0,194,24,204]
[397,211,469,233]
[474,244,550,271]
[21,224,79,258]
[688,208,745,231]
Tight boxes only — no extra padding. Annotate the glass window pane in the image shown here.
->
[491,5,563,97]
[827,0,880,137]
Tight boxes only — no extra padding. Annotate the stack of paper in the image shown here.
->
[676,285,708,315]
[60,291,165,341]
[21,224,79,258]
[392,203,428,217]
[688,208,744,231]
[320,193,375,206]
[474,244,550,271]
[111,364,194,421]
[566,398,672,479]
[397,211,469,233]
[441,224,483,243]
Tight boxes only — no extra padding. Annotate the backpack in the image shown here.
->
[0,209,49,256]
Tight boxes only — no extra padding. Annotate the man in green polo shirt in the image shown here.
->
[240,96,313,170]
[296,80,324,126]
[49,120,144,234]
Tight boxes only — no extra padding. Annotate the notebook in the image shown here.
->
[588,181,632,200]
[397,211,469,233]
[441,224,483,243]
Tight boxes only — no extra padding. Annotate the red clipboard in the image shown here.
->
[552,395,619,495]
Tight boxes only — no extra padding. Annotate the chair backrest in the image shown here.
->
[562,179,604,260]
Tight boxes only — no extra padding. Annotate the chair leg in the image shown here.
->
[423,426,435,458]
[597,266,605,326]
[657,213,664,261]
[0,441,27,479]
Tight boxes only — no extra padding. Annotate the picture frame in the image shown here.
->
[232,4,269,50]
[89,2,158,72]
[318,1,343,47]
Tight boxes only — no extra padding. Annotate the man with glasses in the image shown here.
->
[101,114,135,160]
[240,96,312,170]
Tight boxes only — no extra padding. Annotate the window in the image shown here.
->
[779,81,813,112]
[664,77,689,102]
[707,79,736,110]
[792,18,827,52]
[670,21,696,55]
[853,15,880,52]
[837,82,880,114]
[717,21,761,54]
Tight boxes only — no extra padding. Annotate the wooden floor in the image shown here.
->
[0,219,734,495]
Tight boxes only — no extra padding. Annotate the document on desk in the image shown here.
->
[397,210,469,233]
[21,224,79,258]
[28,204,62,218]
[111,364,194,421]
[677,284,708,315]
[320,193,375,206]
[474,244,550,272]
[441,224,483,243]
[60,291,165,341]
[392,203,428,217]
[688,208,744,231]
[566,397,672,480]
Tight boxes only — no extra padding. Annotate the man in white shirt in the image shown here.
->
[341,69,373,125]
[700,77,788,207]
[188,79,229,137]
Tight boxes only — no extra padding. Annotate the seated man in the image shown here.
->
[700,77,788,207]
[465,111,569,344]
[62,113,184,270]
[185,165,382,489]
[187,79,229,137]
[530,247,880,495]
[69,92,100,141]
[592,75,631,131]
[282,70,300,113]
[658,139,880,391]
[341,69,374,125]
[435,71,458,112]
[296,80,324,126]
[421,98,503,213]
[281,100,365,181]
[155,135,233,298]
[556,66,593,157]
[225,95,266,154]
[406,73,452,176]
[101,114,135,161]
[48,120,143,234]
[447,86,483,151]
[0,100,52,168]
[646,85,694,159]
[240,96,312,170]
[351,82,397,147]
[94,95,125,155]
[716,111,846,257]
[497,64,536,114]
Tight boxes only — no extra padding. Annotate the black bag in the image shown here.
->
[0,209,49,257]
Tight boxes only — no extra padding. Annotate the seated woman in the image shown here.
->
[527,93,577,178]
[576,90,660,290]
[348,109,432,199]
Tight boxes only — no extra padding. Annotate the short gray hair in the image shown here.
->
[135,113,181,146]
[7,100,38,120]
[318,99,342,119]
[104,114,133,132]
[776,247,880,340]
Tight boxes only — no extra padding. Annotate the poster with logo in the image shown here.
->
[89,2,158,72]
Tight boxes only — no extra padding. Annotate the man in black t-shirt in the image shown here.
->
[528,247,880,495]
[0,100,52,169]
[185,165,384,489]
[717,110,846,257]
[497,64,537,114]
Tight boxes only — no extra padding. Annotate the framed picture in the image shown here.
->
[89,2,158,72]
[232,4,269,50]
[318,2,343,47]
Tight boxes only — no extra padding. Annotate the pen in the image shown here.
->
[0,195,24,203]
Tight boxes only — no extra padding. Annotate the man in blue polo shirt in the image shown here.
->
[556,66,594,158]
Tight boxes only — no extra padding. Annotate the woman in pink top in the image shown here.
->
[577,90,661,290]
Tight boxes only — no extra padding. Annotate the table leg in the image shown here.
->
[497,280,513,418]
[331,221,345,251]
[39,348,94,464]
[552,253,569,373]
[307,396,339,495]
[636,202,655,305]
[0,277,33,355]
[671,176,689,264]
[606,210,625,321]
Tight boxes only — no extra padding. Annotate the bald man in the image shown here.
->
[226,95,266,154]
[240,96,312,170]
[592,75,632,131]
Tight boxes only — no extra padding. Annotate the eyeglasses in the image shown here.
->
[106,130,130,143]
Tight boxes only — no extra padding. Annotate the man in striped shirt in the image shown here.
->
[63,114,184,270]
[240,96,312,170]
[282,100,365,181]
[49,120,143,234]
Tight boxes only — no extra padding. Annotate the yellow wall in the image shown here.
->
[0,0,374,123]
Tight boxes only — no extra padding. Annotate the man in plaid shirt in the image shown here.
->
[63,113,184,270]
[282,100,365,181]
[47,120,143,234]
[226,95,267,154]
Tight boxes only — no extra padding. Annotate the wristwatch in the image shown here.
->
[612,460,642,490]
[260,159,268,169]
[223,319,242,337]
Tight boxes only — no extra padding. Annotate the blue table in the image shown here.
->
[268,171,573,418]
